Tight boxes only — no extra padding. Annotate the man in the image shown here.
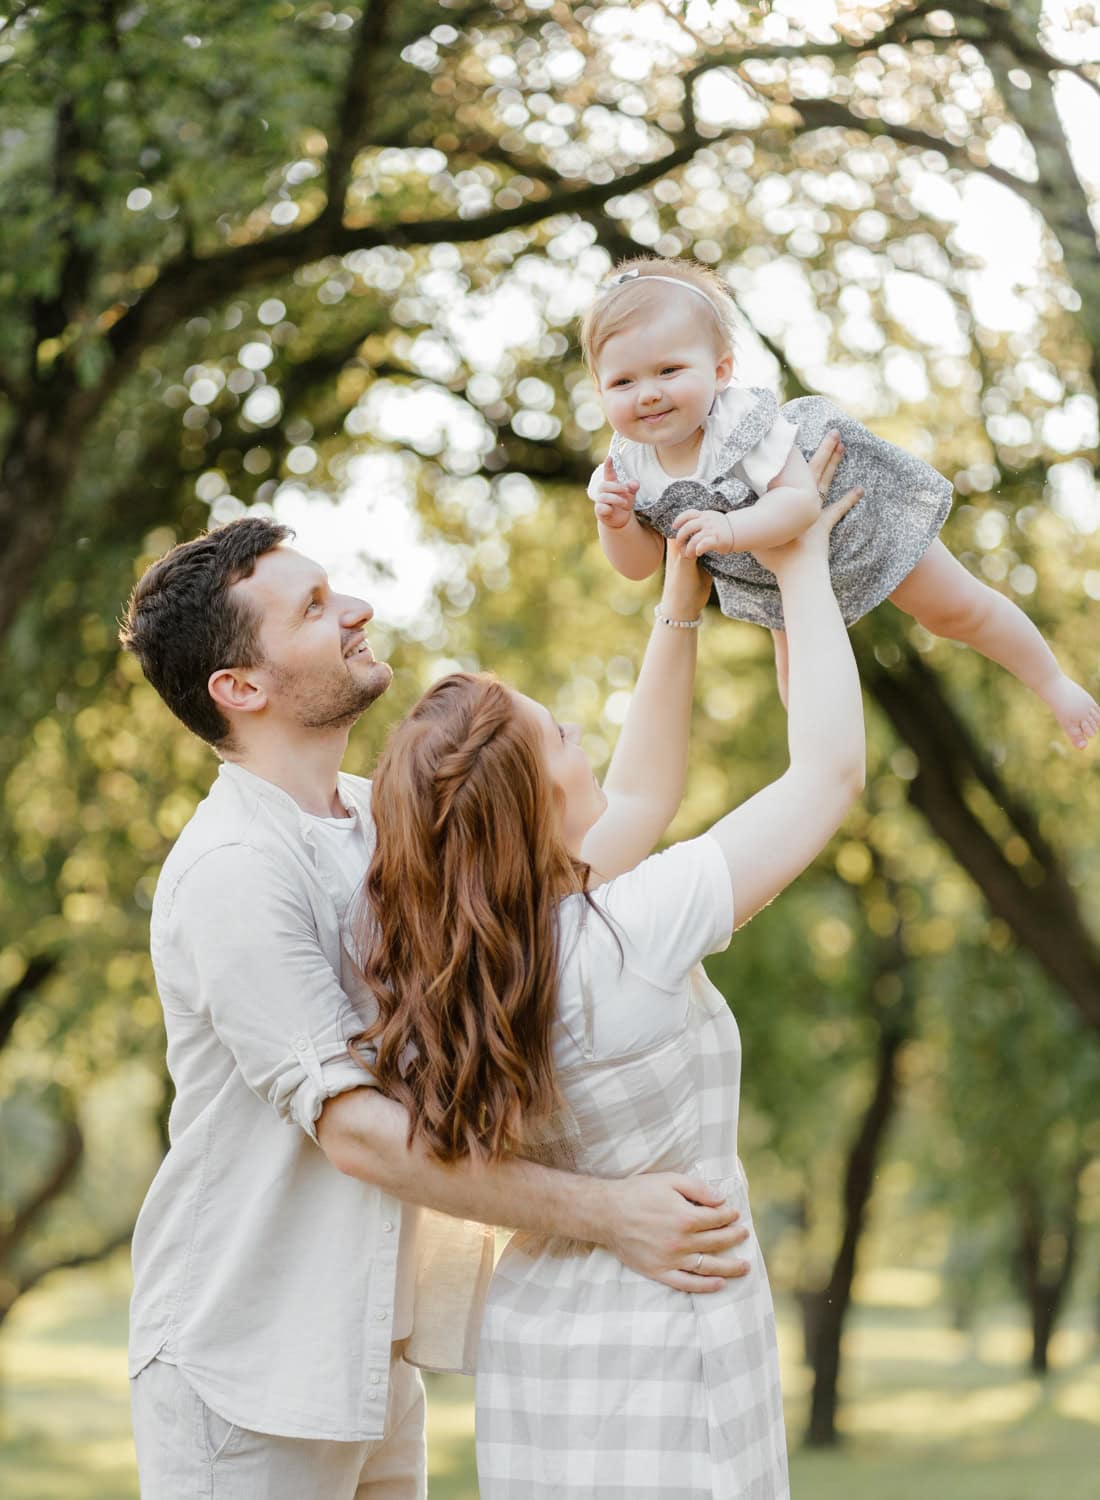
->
[121,516,747,1498]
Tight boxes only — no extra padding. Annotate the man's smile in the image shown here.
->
[343,635,375,662]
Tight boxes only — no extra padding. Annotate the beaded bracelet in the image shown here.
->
[654,604,703,629]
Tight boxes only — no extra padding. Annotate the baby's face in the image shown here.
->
[595,305,732,449]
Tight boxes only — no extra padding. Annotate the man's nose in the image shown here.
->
[342,596,373,626]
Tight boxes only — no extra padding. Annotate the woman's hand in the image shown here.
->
[658,533,713,623]
[752,431,861,576]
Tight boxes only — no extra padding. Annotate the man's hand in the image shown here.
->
[602,1174,750,1293]
[592,455,640,529]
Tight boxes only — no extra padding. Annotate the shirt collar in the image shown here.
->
[216,761,372,828]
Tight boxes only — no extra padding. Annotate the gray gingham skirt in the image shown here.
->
[475,968,789,1499]
[615,388,953,631]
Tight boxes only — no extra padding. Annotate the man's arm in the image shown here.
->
[318,1087,749,1294]
[173,843,749,1292]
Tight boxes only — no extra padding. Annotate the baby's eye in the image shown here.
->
[661,366,682,375]
[610,377,631,387]
[557,722,566,741]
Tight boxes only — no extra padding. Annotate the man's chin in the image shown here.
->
[344,660,394,721]
[362,660,394,702]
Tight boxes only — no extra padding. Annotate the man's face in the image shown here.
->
[232,546,392,730]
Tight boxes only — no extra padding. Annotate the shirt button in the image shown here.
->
[369,1373,381,1385]
[367,1388,380,1398]
[294,1038,309,1051]
[375,1310,387,1322]
[382,1221,393,1233]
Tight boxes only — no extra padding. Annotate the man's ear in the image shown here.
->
[208,666,268,718]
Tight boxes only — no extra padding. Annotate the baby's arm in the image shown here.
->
[674,445,827,559]
[592,456,665,581]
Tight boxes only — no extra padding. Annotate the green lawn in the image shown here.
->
[2,1256,1098,1499]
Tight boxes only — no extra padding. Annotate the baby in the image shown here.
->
[583,257,1099,749]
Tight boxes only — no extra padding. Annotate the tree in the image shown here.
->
[798,848,918,1447]
[3,0,1098,1027]
[2,0,1099,1417]
[931,943,1100,1374]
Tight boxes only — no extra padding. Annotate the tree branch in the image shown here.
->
[101,130,731,405]
[1,1106,83,1257]
[683,0,961,74]
[323,0,392,226]
[30,94,99,354]
[787,97,1045,212]
[0,367,25,407]
[0,1224,135,1327]
[0,954,58,1052]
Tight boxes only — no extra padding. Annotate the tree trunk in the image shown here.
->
[803,863,915,1448]
[1015,1165,1083,1375]
[0,387,97,639]
[976,1,1100,392]
[863,645,1100,1034]
[803,1016,907,1446]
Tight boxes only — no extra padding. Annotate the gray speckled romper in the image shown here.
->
[612,388,952,631]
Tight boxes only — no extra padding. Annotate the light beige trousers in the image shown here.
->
[130,1354,426,1499]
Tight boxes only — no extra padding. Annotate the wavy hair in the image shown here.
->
[354,673,589,1163]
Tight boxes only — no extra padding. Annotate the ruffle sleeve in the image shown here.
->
[737,411,798,495]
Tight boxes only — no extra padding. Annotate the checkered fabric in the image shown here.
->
[476,965,789,1498]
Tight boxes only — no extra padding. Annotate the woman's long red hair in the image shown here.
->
[354,673,585,1163]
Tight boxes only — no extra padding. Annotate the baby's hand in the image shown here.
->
[593,456,639,531]
[672,508,736,559]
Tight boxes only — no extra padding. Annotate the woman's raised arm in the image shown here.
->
[708,480,866,927]
[580,535,710,882]
[582,433,853,886]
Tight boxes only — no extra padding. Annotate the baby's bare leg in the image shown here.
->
[771,629,789,711]
[890,541,1099,748]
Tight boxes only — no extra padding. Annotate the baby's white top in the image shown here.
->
[589,386,797,504]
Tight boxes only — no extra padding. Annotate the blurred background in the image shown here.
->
[2,1,1099,1495]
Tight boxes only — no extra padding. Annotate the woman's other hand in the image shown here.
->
[659,533,713,623]
[752,431,861,574]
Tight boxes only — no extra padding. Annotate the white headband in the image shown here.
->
[601,269,719,313]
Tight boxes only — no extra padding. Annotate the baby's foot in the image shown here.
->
[1040,673,1100,749]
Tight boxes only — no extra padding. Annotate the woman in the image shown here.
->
[357,434,864,1498]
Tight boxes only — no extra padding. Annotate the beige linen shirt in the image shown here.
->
[128,761,493,1441]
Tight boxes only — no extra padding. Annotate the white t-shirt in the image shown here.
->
[302,807,373,904]
[555,834,734,1064]
[589,386,798,507]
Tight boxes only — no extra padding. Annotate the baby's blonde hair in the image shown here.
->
[579,257,738,380]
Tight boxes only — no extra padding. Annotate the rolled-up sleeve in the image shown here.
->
[163,845,374,1141]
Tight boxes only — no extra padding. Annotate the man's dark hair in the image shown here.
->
[120,516,292,747]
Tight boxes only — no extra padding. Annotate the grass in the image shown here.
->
[2,1256,1098,1499]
